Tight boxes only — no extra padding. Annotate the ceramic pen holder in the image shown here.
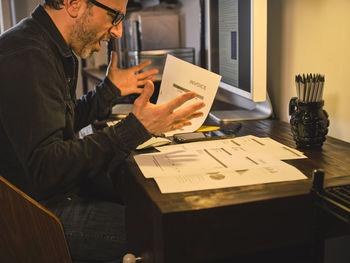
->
[289,97,329,149]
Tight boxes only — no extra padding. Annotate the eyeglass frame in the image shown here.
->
[87,0,125,26]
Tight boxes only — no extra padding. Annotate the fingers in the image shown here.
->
[168,96,205,116]
[136,69,159,80]
[166,92,201,112]
[161,102,204,133]
[132,87,145,94]
[132,85,205,135]
[134,80,154,107]
[170,102,204,122]
[163,121,194,133]
[161,93,205,132]
[176,111,204,122]
[171,110,204,125]
[133,60,152,72]
[136,76,157,87]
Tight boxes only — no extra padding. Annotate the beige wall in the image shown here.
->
[268,0,350,142]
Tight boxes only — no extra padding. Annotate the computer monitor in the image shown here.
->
[205,0,272,124]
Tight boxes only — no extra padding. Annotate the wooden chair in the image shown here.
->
[0,175,72,263]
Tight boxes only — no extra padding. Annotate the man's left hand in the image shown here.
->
[106,51,158,96]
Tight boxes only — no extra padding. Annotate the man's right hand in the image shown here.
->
[132,81,205,135]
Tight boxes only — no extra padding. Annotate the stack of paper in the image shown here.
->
[134,135,308,193]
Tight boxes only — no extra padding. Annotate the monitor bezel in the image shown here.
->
[205,0,267,102]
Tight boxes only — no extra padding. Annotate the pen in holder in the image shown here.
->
[289,74,330,149]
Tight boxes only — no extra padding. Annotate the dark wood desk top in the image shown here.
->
[117,119,350,212]
[112,119,350,263]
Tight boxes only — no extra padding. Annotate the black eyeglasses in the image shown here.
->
[88,0,125,26]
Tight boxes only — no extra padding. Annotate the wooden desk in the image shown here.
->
[111,119,350,263]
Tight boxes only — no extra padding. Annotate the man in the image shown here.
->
[0,0,204,261]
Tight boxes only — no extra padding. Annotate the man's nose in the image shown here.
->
[110,22,123,39]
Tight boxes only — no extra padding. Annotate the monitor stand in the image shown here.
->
[207,87,273,125]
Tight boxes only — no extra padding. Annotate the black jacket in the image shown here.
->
[0,5,151,200]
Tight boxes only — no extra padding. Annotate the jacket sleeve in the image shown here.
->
[73,76,123,132]
[0,47,151,199]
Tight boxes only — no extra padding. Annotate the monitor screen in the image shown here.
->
[206,0,267,102]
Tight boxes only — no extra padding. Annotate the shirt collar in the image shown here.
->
[31,5,73,58]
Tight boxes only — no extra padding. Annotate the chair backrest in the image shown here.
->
[0,176,72,263]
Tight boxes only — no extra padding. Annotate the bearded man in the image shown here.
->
[0,0,204,262]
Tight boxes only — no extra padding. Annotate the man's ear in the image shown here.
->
[65,0,83,18]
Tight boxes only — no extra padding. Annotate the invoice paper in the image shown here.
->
[134,147,276,178]
[156,55,222,136]
[134,135,308,193]
[155,135,306,160]
[153,161,307,194]
[134,136,306,179]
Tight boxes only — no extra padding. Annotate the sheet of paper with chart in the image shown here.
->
[155,135,306,160]
[134,135,307,193]
[156,55,222,136]
[153,161,306,194]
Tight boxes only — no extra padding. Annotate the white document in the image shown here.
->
[155,137,237,152]
[156,135,306,160]
[153,161,307,194]
[134,149,229,178]
[134,135,308,193]
[228,135,306,160]
[157,55,222,136]
[134,139,290,179]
